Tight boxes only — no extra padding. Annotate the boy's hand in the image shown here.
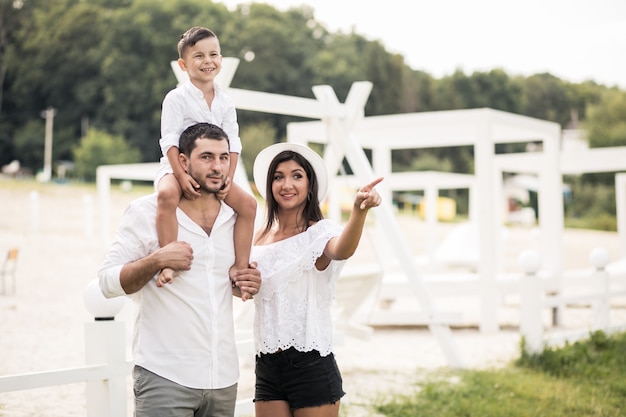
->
[217,176,231,201]
[230,262,260,301]
[179,172,201,200]
[155,241,193,287]
[156,267,180,287]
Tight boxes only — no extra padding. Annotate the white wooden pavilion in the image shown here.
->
[96,57,626,368]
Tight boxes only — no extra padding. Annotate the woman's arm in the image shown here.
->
[324,177,383,261]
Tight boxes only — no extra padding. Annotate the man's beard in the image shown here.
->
[190,169,224,194]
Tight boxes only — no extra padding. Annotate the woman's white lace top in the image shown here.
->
[251,220,346,356]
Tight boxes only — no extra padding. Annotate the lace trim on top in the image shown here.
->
[252,220,345,356]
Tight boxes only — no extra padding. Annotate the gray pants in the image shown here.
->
[133,366,238,417]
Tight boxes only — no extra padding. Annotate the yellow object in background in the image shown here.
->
[419,197,456,221]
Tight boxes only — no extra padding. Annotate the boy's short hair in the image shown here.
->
[178,26,219,58]
[179,123,230,156]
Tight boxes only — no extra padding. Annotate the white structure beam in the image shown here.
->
[310,83,464,368]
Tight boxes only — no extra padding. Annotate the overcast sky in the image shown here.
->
[219,0,626,89]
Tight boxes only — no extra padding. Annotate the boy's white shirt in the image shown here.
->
[159,80,242,157]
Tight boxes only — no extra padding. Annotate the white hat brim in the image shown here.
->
[253,142,328,201]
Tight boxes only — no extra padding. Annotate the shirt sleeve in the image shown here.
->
[160,90,185,157]
[218,91,242,154]
[98,198,158,298]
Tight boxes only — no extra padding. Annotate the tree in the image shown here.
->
[12,119,45,172]
[433,69,474,109]
[519,73,571,126]
[72,128,141,181]
[95,0,233,162]
[364,42,406,116]
[584,89,626,148]
[239,120,276,180]
[221,3,323,136]
[404,69,436,113]
[311,32,370,102]
[470,69,522,113]
[0,0,47,166]
[2,0,624,179]
[7,0,109,168]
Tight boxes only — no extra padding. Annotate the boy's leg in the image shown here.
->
[156,174,182,247]
[156,175,182,285]
[223,183,256,298]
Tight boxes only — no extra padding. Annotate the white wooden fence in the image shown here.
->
[0,320,131,417]
[0,280,254,417]
[519,247,626,353]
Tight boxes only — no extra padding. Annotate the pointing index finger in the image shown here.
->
[362,177,384,191]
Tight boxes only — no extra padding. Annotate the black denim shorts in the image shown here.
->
[254,347,345,410]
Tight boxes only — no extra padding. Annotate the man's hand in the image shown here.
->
[119,241,193,294]
[155,241,193,287]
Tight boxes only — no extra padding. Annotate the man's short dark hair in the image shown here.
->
[179,123,230,156]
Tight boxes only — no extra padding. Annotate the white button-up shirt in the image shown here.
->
[159,80,242,157]
[99,194,239,389]
[156,81,242,185]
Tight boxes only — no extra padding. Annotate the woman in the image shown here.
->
[251,142,383,417]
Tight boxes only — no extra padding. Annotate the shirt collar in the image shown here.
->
[182,79,221,100]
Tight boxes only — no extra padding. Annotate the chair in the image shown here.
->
[1,247,19,295]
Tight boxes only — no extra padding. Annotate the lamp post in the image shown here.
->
[39,107,56,182]
[83,279,124,321]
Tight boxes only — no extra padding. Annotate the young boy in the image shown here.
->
[156,26,256,299]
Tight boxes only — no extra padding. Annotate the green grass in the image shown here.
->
[372,331,626,417]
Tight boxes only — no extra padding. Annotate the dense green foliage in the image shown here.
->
[1,0,626,228]
[2,0,625,171]
[371,331,626,417]
[72,128,141,181]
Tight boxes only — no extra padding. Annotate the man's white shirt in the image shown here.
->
[99,194,239,389]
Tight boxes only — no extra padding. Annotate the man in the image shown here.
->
[99,122,260,417]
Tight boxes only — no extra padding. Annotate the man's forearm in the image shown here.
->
[120,250,163,294]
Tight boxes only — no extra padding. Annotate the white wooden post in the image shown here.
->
[424,183,438,262]
[615,173,626,259]
[83,279,128,417]
[519,249,543,354]
[85,321,128,417]
[475,111,499,333]
[589,247,611,331]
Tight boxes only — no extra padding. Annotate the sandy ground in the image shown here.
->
[1,179,626,417]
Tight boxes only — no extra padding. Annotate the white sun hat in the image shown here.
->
[253,142,328,201]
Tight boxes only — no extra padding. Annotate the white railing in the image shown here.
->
[0,320,131,417]
[519,247,626,354]
[0,281,254,417]
[0,319,255,417]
